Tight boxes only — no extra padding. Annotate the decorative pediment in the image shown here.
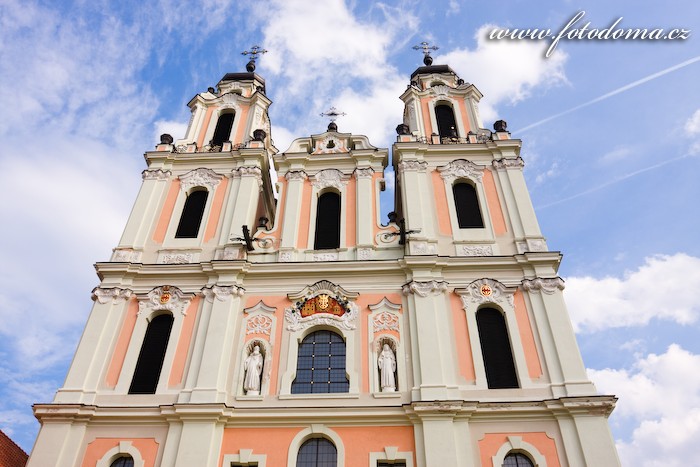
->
[312,169,349,191]
[313,134,350,154]
[456,278,515,307]
[438,159,483,183]
[179,167,224,192]
[285,280,359,331]
[138,285,191,316]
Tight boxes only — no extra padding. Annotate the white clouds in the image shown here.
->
[257,0,417,147]
[589,345,700,467]
[683,109,700,136]
[437,25,568,124]
[565,254,700,332]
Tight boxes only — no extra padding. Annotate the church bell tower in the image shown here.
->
[27,46,620,467]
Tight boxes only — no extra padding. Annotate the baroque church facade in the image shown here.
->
[27,54,621,466]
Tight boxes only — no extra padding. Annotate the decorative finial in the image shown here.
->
[412,41,439,66]
[241,45,268,72]
[321,106,346,131]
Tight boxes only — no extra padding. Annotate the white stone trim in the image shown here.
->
[521,277,565,295]
[222,449,267,467]
[402,280,448,298]
[179,168,224,192]
[369,446,415,467]
[202,285,245,303]
[491,436,547,467]
[287,425,345,467]
[95,441,145,467]
[244,300,277,314]
[92,287,133,304]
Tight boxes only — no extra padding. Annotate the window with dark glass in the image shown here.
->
[296,438,337,467]
[453,182,484,228]
[503,452,534,467]
[175,189,208,238]
[211,112,235,146]
[377,462,407,467]
[129,314,174,394]
[435,103,457,139]
[314,192,341,250]
[476,307,519,389]
[110,456,134,467]
[291,330,349,394]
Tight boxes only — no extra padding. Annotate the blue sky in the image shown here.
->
[1,0,699,464]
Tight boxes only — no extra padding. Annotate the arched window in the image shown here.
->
[296,437,337,467]
[453,182,484,228]
[292,330,349,394]
[129,314,174,394]
[211,112,235,146]
[175,189,208,238]
[503,452,535,467]
[435,103,457,139]
[110,456,134,467]
[476,308,518,389]
[314,192,341,250]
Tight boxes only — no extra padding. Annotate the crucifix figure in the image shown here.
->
[412,41,439,65]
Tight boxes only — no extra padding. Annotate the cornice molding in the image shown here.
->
[521,277,565,294]
[91,287,133,304]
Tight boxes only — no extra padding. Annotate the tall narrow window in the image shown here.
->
[314,192,341,250]
[211,112,234,146]
[292,330,349,394]
[129,314,174,394]
[503,453,534,467]
[476,307,518,389]
[435,103,457,139]
[297,438,337,467]
[453,182,484,228]
[175,189,208,238]
[110,457,134,467]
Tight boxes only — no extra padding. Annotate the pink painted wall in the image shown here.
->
[478,432,561,467]
[450,293,475,382]
[482,169,507,235]
[297,179,312,249]
[105,297,139,388]
[432,170,453,235]
[152,179,180,244]
[81,438,159,467]
[203,176,228,242]
[169,297,201,387]
[513,290,543,379]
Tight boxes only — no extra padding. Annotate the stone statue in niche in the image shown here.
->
[378,343,397,392]
[243,345,264,395]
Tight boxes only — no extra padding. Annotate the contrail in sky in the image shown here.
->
[536,152,696,209]
[515,55,700,134]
